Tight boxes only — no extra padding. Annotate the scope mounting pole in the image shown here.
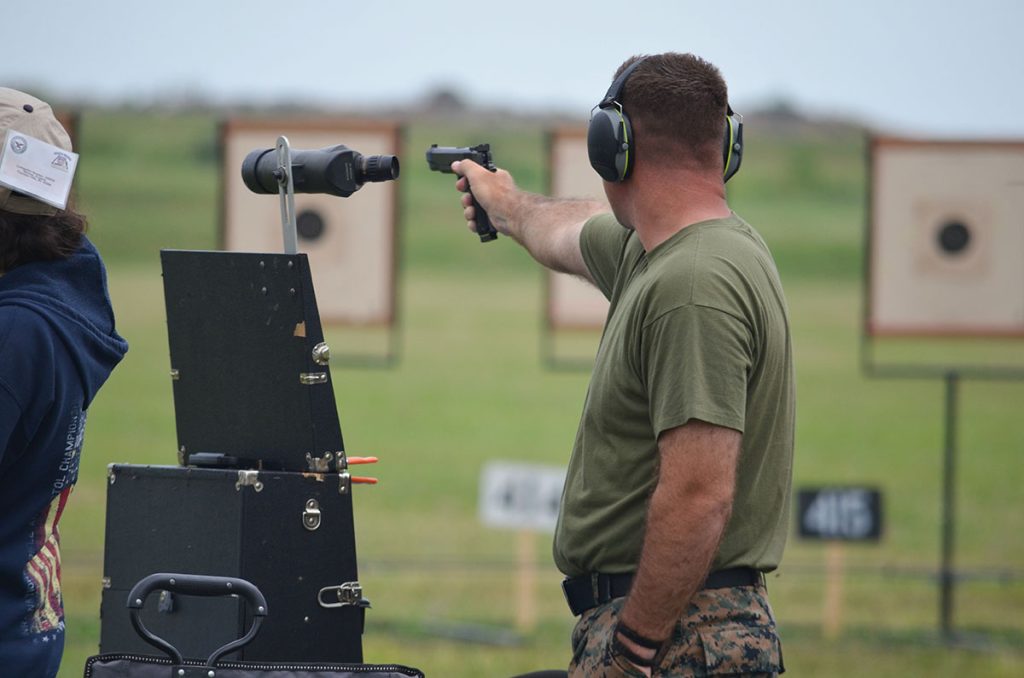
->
[275,136,299,255]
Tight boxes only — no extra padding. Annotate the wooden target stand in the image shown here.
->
[55,111,80,204]
[55,111,79,148]
[863,137,1024,643]
[542,126,611,370]
[220,117,403,367]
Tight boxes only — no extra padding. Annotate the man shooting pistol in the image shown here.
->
[439,53,793,678]
[425,144,499,242]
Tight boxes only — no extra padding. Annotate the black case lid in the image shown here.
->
[161,250,344,469]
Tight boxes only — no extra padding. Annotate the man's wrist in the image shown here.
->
[612,618,666,667]
[505,189,547,240]
[611,630,657,669]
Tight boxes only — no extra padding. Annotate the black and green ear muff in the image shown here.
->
[588,57,647,182]
[587,104,632,182]
[723,104,744,183]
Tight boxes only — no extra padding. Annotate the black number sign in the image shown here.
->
[797,487,883,541]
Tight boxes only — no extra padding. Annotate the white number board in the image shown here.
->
[479,461,566,533]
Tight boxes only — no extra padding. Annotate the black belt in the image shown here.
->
[561,567,763,617]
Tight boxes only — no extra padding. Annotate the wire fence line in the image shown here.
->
[358,557,1024,584]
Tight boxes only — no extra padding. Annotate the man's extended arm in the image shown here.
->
[616,420,742,668]
[451,159,606,282]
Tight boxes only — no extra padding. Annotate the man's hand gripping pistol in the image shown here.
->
[425,143,499,242]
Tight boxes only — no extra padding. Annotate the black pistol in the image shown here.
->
[426,143,499,242]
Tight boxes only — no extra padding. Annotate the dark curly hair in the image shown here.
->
[0,205,88,273]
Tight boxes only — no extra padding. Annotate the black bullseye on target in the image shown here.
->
[937,220,970,255]
[297,209,326,242]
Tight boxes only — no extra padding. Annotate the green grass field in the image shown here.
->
[51,111,1023,676]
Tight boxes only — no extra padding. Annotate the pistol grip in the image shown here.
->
[463,174,498,243]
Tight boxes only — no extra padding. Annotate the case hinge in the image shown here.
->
[337,451,351,494]
[306,451,338,473]
[235,470,264,492]
[299,372,328,385]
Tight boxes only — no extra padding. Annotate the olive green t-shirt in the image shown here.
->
[552,212,795,577]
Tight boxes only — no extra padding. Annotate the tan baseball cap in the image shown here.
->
[0,87,73,216]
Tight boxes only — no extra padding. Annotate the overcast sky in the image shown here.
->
[5,0,1023,137]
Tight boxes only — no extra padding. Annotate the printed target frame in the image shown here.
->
[861,136,1024,641]
[866,137,1024,337]
[542,125,611,371]
[862,136,1024,379]
[219,117,404,367]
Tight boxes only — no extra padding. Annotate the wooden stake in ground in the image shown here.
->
[823,540,844,639]
[515,529,538,632]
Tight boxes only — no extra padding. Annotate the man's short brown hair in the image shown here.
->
[614,52,729,172]
[0,207,87,273]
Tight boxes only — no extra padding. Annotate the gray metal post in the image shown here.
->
[939,371,959,641]
[275,136,298,255]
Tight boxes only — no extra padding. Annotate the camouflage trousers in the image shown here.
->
[568,585,783,677]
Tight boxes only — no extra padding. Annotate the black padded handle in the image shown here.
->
[126,573,268,666]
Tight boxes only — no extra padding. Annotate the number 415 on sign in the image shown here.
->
[797,487,883,541]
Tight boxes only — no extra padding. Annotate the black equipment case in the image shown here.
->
[87,573,422,677]
[99,464,364,663]
[100,250,370,663]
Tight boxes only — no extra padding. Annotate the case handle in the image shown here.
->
[126,573,268,666]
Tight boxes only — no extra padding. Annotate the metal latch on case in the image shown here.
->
[317,582,369,609]
[303,499,322,531]
[312,342,330,366]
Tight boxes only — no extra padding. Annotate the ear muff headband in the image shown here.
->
[601,57,647,106]
[588,56,745,184]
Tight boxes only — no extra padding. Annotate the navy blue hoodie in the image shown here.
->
[0,237,127,676]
